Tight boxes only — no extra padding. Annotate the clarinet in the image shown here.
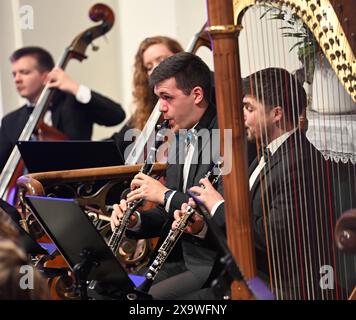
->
[108,120,169,254]
[138,160,222,292]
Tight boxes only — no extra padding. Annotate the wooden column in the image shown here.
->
[206,0,256,299]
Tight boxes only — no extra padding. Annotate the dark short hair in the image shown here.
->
[243,67,307,126]
[10,46,54,72]
[149,52,212,102]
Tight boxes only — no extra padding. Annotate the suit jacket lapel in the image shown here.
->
[177,163,184,190]
[186,131,212,188]
[49,90,66,127]
[186,104,217,189]
[249,132,296,199]
[248,158,259,177]
[167,132,185,190]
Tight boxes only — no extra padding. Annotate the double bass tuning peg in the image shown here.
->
[91,43,99,51]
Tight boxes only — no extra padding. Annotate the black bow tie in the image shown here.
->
[26,105,35,115]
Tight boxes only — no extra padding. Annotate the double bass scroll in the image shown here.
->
[66,3,115,64]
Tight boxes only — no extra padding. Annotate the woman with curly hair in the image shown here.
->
[110,36,183,154]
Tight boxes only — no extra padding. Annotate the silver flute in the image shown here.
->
[108,120,169,254]
[138,160,222,293]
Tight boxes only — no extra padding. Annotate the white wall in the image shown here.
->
[0,0,24,119]
[238,6,301,77]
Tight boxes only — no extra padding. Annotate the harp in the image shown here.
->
[206,0,355,299]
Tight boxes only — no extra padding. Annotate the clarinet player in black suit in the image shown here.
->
[174,68,333,300]
[0,46,126,171]
[110,52,226,299]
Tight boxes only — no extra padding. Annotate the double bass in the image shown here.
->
[0,3,115,205]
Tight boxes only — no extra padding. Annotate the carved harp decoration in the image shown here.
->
[233,0,355,102]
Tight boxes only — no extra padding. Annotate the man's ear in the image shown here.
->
[41,71,50,86]
[272,106,283,124]
[192,86,204,105]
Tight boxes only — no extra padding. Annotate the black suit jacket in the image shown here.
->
[0,90,125,171]
[127,103,224,284]
[214,131,333,299]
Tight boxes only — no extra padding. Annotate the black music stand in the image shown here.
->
[0,199,47,256]
[25,195,151,300]
[17,140,124,173]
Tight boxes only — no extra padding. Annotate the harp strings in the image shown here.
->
[250,5,310,300]
[238,2,355,299]
[302,16,334,300]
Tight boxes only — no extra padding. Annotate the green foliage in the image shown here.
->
[260,3,320,83]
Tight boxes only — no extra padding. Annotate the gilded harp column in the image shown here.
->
[206,0,256,299]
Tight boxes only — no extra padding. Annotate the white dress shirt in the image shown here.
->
[249,129,296,189]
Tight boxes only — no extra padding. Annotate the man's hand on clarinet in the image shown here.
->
[172,199,204,235]
[127,172,169,205]
[110,200,138,231]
